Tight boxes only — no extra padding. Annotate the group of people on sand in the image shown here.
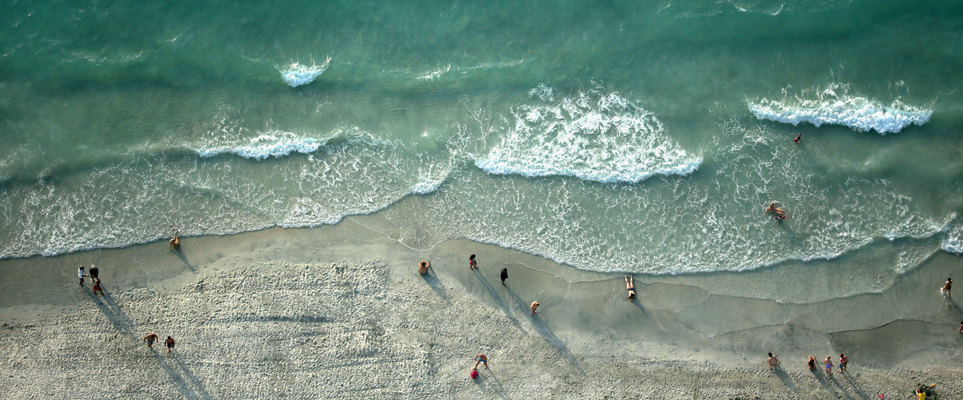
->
[768,352,847,375]
[78,265,105,295]
[143,333,176,353]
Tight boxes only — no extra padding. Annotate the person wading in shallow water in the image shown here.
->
[530,301,539,315]
[144,333,158,350]
[941,278,952,299]
[625,275,637,301]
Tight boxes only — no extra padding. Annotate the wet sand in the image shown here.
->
[1,217,961,399]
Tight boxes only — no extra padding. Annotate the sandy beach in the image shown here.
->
[1,216,962,399]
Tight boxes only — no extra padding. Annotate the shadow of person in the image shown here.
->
[85,287,135,339]
[809,368,840,398]
[171,354,213,400]
[174,248,196,273]
[505,286,584,374]
[420,270,449,303]
[839,373,870,399]
[153,349,200,399]
[773,368,796,392]
[482,369,511,400]
[473,271,525,332]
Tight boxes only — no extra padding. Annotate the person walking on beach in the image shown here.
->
[473,354,488,370]
[941,278,952,299]
[824,355,833,375]
[807,356,816,370]
[500,268,508,286]
[530,301,539,315]
[767,353,780,371]
[89,265,99,281]
[839,353,848,373]
[625,275,637,300]
[92,278,104,295]
[78,266,87,287]
[419,261,430,275]
[144,333,159,349]
[469,254,477,270]
[165,336,176,353]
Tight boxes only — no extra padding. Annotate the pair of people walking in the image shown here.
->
[144,333,176,353]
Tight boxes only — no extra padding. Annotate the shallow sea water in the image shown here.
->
[1,0,962,297]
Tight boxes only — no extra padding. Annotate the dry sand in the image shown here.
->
[1,217,962,399]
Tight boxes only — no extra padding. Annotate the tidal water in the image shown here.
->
[1,0,962,292]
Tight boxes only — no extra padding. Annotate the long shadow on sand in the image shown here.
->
[472,270,525,332]
[171,354,214,400]
[86,287,136,339]
[809,369,844,399]
[839,372,872,400]
[505,286,584,373]
[153,349,204,400]
[421,270,449,303]
[173,249,196,273]
[773,368,796,392]
[478,369,511,400]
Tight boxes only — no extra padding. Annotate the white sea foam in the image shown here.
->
[279,56,332,87]
[940,216,963,255]
[748,84,932,134]
[196,132,330,160]
[475,86,701,183]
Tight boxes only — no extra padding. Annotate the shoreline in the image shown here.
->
[1,217,962,398]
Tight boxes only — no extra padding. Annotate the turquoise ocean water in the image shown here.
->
[2,0,962,288]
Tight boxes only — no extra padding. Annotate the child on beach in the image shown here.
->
[78,266,86,286]
[824,356,833,375]
[92,278,104,295]
[469,254,477,270]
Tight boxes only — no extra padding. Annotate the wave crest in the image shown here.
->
[748,84,932,134]
[475,86,702,183]
[279,57,332,88]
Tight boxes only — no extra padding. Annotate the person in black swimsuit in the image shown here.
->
[625,275,637,301]
[500,268,508,286]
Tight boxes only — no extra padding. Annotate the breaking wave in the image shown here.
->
[475,85,702,183]
[748,84,932,134]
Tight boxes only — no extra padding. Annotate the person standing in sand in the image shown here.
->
[500,268,508,286]
[418,261,430,275]
[473,354,488,370]
[530,301,539,315]
[92,278,104,295]
[165,336,175,353]
[77,266,87,287]
[807,356,816,370]
[839,353,848,373]
[767,353,779,370]
[941,278,952,299]
[469,254,477,270]
[144,333,158,349]
[625,275,637,301]
[824,355,833,375]
[89,265,99,281]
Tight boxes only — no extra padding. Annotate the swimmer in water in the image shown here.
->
[765,203,786,216]
[794,133,802,144]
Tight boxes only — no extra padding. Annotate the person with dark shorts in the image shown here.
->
[78,266,86,286]
[625,275,637,301]
[469,254,477,270]
[89,265,99,280]
[144,333,158,349]
[500,268,508,286]
[165,336,175,353]
[839,353,848,373]
[474,354,488,369]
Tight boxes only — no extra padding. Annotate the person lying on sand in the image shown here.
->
[418,261,430,275]
[625,275,637,300]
